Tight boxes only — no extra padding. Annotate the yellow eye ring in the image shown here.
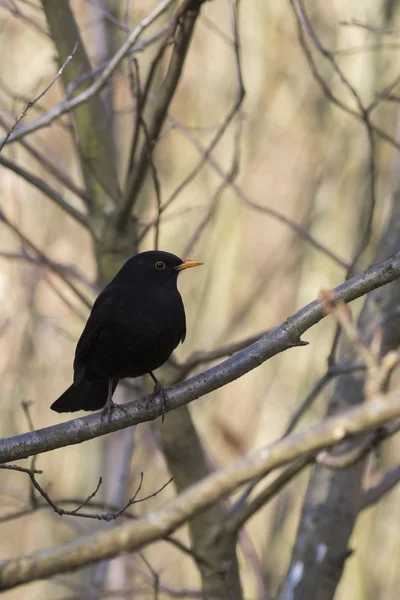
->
[155,261,166,271]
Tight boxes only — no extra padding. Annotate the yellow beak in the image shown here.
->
[175,259,203,271]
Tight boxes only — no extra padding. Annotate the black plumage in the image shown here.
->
[51,251,202,416]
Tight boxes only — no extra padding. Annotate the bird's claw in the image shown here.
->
[100,398,130,423]
[147,382,168,422]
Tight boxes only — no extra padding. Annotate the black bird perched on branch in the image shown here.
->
[51,251,202,419]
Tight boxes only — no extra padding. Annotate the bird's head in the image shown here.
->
[115,251,203,287]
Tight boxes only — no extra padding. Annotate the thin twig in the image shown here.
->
[120,0,208,227]
[0,209,93,309]
[0,0,176,147]
[0,464,42,475]
[227,455,312,533]
[161,114,350,269]
[0,155,89,228]
[0,42,78,153]
[3,466,172,522]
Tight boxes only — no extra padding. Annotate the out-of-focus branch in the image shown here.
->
[0,250,96,291]
[281,363,366,438]
[226,455,312,534]
[160,114,350,269]
[278,149,400,600]
[119,0,209,230]
[0,42,77,153]
[1,1,50,39]
[316,419,400,471]
[291,0,377,277]
[0,155,89,228]
[0,464,42,476]
[1,390,400,590]
[0,121,91,203]
[361,464,400,509]
[0,496,211,570]
[61,582,203,599]
[339,19,400,36]
[222,414,400,535]
[1,0,176,148]
[154,6,245,594]
[229,416,400,534]
[1,252,400,464]
[41,0,120,212]
[288,0,400,157]
[169,332,266,381]
[124,34,172,195]
[182,6,244,257]
[159,405,243,598]
[122,5,245,593]
[0,209,93,309]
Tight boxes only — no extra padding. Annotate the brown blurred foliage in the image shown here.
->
[1,1,400,599]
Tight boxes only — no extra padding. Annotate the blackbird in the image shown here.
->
[51,251,202,418]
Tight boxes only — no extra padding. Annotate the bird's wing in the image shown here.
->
[73,290,113,384]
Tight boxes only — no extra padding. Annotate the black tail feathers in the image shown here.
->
[51,379,118,413]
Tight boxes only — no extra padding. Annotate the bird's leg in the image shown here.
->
[100,379,129,422]
[148,371,168,422]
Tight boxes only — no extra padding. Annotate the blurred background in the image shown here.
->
[0,0,400,598]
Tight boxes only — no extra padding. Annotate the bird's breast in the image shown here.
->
[86,287,185,380]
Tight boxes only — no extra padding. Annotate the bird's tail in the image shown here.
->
[51,379,116,413]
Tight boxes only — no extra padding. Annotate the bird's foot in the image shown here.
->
[147,381,168,422]
[100,397,130,423]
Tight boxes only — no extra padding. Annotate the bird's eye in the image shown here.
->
[155,261,166,271]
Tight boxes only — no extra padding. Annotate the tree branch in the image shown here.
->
[0,155,89,228]
[278,103,400,599]
[1,0,176,148]
[361,464,400,509]
[1,252,400,464]
[0,42,78,153]
[163,113,350,269]
[119,0,209,229]
[1,390,400,590]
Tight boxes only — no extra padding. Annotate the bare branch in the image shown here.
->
[0,250,96,291]
[0,42,78,153]
[169,332,266,381]
[1,390,400,590]
[1,252,400,464]
[119,0,210,229]
[0,124,91,203]
[0,210,93,309]
[0,0,177,148]
[1,467,172,522]
[0,464,42,476]
[0,155,89,228]
[163,114,350,269]
[362,465,400,509]
[227,455,312,533]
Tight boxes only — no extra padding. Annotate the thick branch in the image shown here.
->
[278,128,400,599]
[159,407,242,598]
[1,392,400,590]
[0,252,400,464]
[41,0,120,210]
